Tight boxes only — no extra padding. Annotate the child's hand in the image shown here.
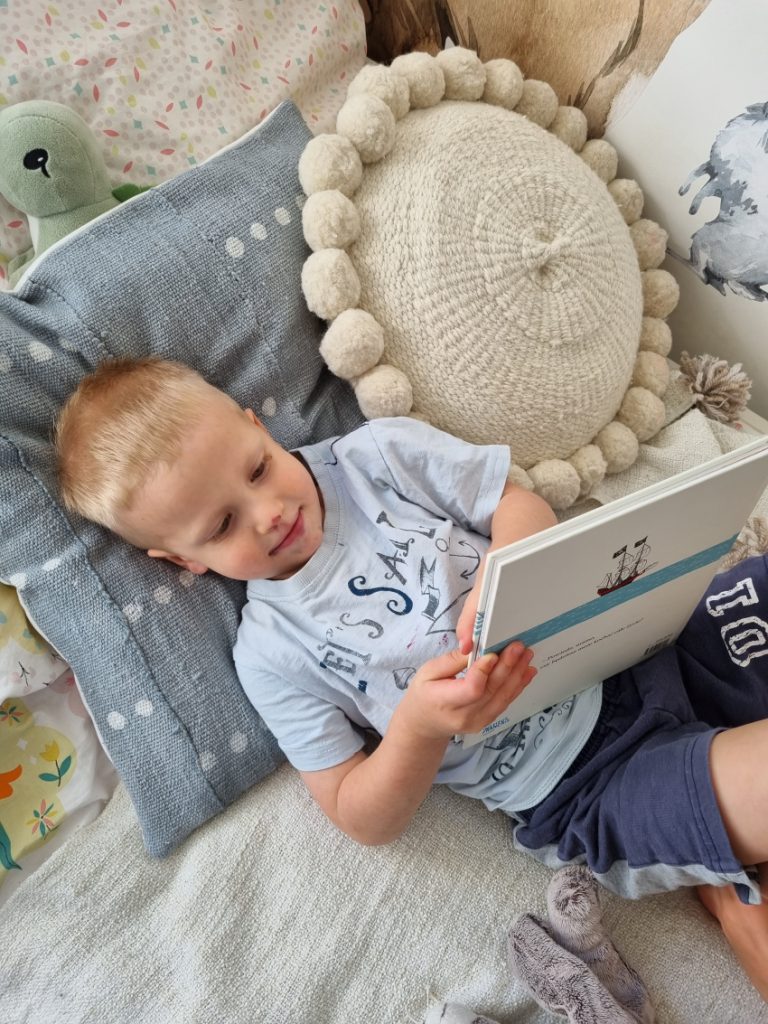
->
[399,642,536,742]
[456,580,483,655]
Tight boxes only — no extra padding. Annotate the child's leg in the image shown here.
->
[513,550,768,998]
[697,876,768,1001]
[708,721,768,867]
[698,721,768,999]
[513,707,768,999]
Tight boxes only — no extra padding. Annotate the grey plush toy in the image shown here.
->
[426,866,655,1024]
[543,866,654,1022]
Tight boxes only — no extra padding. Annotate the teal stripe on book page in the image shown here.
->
[482,536,738,654]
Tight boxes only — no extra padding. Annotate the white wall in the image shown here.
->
[606,0,768,416]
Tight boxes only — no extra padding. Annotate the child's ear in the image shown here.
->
[147,549,209,575]
[244,408,264,429]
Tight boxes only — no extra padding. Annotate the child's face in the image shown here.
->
[119,394,324,581]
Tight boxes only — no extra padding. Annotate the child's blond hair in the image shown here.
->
[55,357,236,532]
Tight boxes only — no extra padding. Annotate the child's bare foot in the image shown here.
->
[697,884,768,1001]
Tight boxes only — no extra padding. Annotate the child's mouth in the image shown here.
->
[270,510,304,555]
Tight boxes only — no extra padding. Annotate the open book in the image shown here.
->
[463,435,768,747]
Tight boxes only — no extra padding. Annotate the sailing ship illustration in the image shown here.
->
[597,537,657,596]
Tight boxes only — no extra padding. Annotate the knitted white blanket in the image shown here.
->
[4,767,767,1024]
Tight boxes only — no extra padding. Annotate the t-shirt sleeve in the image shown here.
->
[235,660,366,773]
[344,417,511,537]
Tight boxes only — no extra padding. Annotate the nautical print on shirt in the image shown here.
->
[234,418,602,814]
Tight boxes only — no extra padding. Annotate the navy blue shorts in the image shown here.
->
[513,554,768,904]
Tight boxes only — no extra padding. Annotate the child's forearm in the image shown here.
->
[315,642,537,844]
[333,708,449,845]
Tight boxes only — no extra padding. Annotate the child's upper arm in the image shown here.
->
[299,750,368,826]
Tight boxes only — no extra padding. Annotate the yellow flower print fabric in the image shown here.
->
[0,700,75,864]
[0,586,116,903]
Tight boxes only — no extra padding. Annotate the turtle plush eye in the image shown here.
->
[23,148,50,177]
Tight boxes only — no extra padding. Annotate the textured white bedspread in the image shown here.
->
[4,765,768,1024]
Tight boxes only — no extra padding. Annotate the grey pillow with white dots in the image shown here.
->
[0,101,364,857]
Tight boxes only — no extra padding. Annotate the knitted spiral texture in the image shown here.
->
[299,50,679,509]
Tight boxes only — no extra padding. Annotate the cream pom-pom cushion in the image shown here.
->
[299,49,678,510]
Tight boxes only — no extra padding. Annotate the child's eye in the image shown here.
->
[213,514,232,539]
[250,457,269,483]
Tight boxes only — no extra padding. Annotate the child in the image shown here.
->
[55,356,768,1001]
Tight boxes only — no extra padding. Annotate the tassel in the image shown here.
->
[679,351,752,423]
[722,516,768,571]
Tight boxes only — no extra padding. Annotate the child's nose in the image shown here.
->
[255,501,283,534]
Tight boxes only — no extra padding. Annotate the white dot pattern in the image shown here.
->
[123,602,143,623]
[261,396,277,417]
[250,222,267,240]
[274,207,291,225]
[200,751,217,772]
[229,732,248,753]
[28,341,53,362]
[179,571,196,588]
[225,236,245,258]
[135,699,154,717]
[107,711,126,731]
[153,586,173,605]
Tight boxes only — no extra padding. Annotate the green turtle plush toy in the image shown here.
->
[0,100,149,286]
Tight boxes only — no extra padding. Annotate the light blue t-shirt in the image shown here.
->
[234,418,602,814]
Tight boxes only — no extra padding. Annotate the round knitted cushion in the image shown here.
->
[299,50,680,509]
[350,100,642,465]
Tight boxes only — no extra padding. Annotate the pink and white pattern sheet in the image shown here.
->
[0,0,367,286]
